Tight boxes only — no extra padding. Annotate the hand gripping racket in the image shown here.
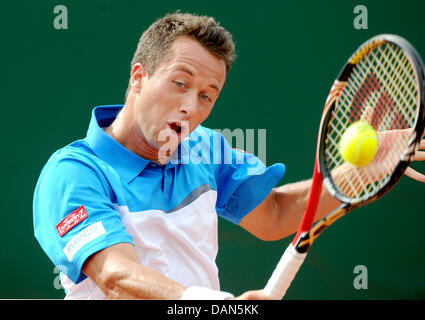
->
[264,34,425,299]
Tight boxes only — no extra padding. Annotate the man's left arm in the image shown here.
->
[239,140,425,241]
[238,178,340,241]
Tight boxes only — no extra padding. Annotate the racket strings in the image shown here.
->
[339,51,413,196]
[324,41,418,201]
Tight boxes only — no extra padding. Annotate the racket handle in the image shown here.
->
[264,243,307,299]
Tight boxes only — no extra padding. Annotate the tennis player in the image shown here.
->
[33,12,425,300]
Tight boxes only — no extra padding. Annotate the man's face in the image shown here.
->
[131,36,226,153]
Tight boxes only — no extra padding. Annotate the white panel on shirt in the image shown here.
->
[61,189,219,299]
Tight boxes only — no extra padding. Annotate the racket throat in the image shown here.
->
[294,232,312,253]
[292,161,323,247]
[294,224,330,253]
[295,203,350,253]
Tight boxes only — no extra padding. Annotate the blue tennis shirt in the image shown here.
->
[33,105,285,299]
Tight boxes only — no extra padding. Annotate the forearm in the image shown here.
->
[83,243,237,300]
[82,243,185,299]
[271,177,341,239]
[239,175,341,241]
[96,261,185,299]
[272,161,376,240]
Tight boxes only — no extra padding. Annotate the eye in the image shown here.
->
[174,80,185,88]
[200,93,211,102]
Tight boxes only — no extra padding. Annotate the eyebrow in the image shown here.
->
[175,67,220,94]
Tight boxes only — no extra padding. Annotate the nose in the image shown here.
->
[178,92,198,117]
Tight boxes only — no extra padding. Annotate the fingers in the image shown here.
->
[404,167,425,183]
[361,106,373,124]
[419,138,425,150]
[407,137,425,182]
[411,138,425,161]
[406,136,425,181]
[232,289,277,300]
[413,151,425,161]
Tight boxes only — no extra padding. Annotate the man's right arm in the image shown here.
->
[82,243,277,300]
[82,242,185,299]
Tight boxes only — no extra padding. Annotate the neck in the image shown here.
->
[104,104,166,164]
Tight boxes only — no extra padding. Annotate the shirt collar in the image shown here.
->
[85,105,155,184]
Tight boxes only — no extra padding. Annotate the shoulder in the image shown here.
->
[43,139,110,174]
[36,139,115,195]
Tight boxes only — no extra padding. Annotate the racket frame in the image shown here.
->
[298,34,425,252]
[265,34,425,298]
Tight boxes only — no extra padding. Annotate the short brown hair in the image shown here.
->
[125,12,236,99]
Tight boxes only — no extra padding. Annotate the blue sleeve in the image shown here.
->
[213,132,286,224]
[33,151,133,284]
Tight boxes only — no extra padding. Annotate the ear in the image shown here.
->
[129,63,148,95]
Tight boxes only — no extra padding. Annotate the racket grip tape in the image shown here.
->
[264,243,307,299]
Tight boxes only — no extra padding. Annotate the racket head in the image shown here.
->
[264,35,424,299]
[319,34,425,206]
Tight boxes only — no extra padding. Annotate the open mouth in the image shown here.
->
[168,122,182,135]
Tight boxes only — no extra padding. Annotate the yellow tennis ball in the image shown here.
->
[339,121,378,167]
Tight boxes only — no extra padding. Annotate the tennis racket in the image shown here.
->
[264,34,425,299]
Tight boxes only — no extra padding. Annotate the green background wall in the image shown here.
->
[1,0,424,299]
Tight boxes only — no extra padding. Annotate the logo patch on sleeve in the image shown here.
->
[63,221,106,261]
[56,205,88,237]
